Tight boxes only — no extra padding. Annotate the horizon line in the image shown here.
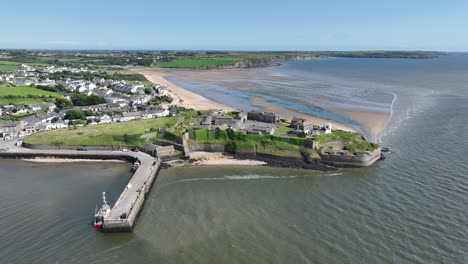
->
[0,48,467,53]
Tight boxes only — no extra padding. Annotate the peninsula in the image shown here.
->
[0,50,385,170]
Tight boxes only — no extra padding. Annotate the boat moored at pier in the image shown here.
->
[94,192,111,229]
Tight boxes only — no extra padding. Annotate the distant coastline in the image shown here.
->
[151,51,439,70]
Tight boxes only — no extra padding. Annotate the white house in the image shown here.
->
[29,104,43,112]
[324,123,332,134]
[121,112,142,122]
[130,82,144,89]
[154,108,170,117]
[84,82,96,90]
[99,114,112,124]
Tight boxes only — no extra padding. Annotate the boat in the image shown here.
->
[93,192,111,229]
[130,160,141,173]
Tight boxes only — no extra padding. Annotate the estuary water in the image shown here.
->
[1,56,468,263]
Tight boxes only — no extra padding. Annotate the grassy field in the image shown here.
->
[0,86,62,97]
[0,61,20,71]
[154,57,244,68]
[0,86,63,106]
[0,60,50,71]
[0,97,46,106]
[24,117,178,146]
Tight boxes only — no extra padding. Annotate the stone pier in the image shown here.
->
[0,148,161,232]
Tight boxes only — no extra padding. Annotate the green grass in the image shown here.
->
[190,128,314,157]
[154,57,243,68]
[315,130,379,153]
[0,86,62,97]
[24,117,178,146]
[274,122,293,136]
[0,86,63,106]
[314,130,362,143]
[0,60,50,71]
[0,61,20,71]
[0,97,46,106]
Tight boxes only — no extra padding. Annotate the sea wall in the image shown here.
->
[102,158,161,232]
[0,151,136,162]
[23,143,119,151]
[186,143,333,171]
[319,148,382,167]
[120,159,160,232]
[189,143,226,153]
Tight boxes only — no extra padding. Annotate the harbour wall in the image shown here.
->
[0,148,160,233]
[0,151,136,162]
[103,159,161,232]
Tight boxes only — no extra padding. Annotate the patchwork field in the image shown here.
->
[153,57,243,68]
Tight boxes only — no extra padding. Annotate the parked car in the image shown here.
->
[122,148,130,152]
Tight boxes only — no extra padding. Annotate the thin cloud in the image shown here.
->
[41,40,81,46]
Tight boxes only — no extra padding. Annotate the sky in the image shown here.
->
[1,0,468,51]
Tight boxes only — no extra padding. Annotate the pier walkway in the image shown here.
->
[0,146,160,232]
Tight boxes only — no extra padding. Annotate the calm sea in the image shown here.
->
[1,56,467,263]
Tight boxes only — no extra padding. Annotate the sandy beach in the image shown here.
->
[250,97,357,132]
[189,152,267,166]
[138,68,360,133]
[138,69,235,111]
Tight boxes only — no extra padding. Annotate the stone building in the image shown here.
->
[247,110,278,124]
[0,121,25,139]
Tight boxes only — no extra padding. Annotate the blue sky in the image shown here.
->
[2,0,468,51]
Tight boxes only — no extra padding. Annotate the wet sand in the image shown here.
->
[138,68,390,136]
[331,109,390,136]
[250,97,357,132]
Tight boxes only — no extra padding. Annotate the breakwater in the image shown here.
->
[0,149,160,232]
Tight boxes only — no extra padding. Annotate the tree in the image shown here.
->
[144,87,152,94]
[71,93,106,106]
[64,110,86,120]
[55,97,73,109]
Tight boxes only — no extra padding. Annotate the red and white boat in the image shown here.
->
[94,192,111,229]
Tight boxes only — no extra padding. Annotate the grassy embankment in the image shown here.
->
[187,128,318,159]
[314,130,380,153]
[24,117,178,147]
[0,86,63,106]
